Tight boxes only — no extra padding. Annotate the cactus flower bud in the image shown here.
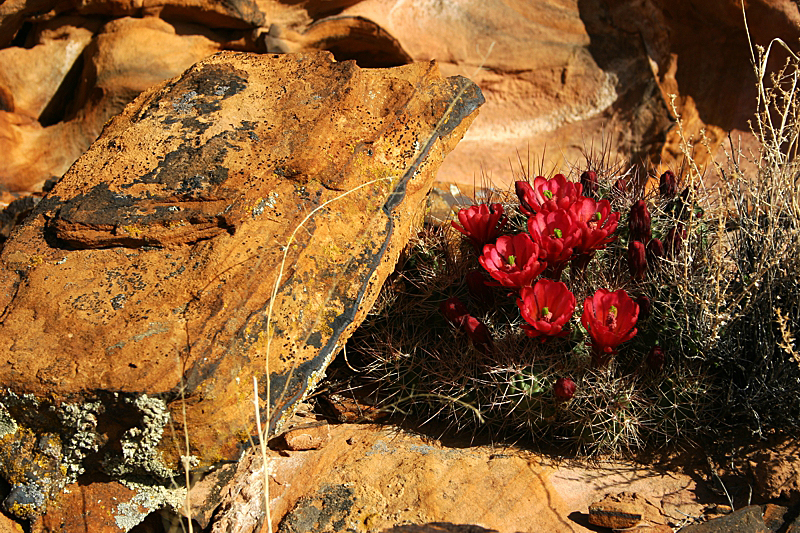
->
[613,176,628,195]
[664,223,687,257]
[659,170,677,198]
[635,295,652,322]
[440,297,469,328]
[554,377,577,400]
[464,316,493,353]
[466,270,494,305]
[580,170,599,198]
[627,240,647,280]
[629,200,652,243]
[646,346,665,372]
[646,238,664,266]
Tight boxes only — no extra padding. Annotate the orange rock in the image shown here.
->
[0,16,223,192]
[343,0,800,186]
[195,422,703,533]
[281,423,331,451]
[0,0,288,47]
[0,49,482,505]
[0,24,93,119]
[0,108,95,192]
[748,437,800,501]
[29,480,150,533]
[589,493,644,530]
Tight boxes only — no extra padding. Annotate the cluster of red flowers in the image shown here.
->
[449,174,644,380]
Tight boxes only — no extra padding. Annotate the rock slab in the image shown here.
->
[0,49,482,517]
[679,505,770,533]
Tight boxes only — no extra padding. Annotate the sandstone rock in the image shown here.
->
[0,112,87,192]
[0,23,93,119]
[342,0,642,187]
[787,513,800,533]
[380,525,499,533]
[192,421,705,533]
[302,16,412,68]
[748,438,800,502]
[0,508,24,533]
[762,503,789,532]
[0,194,40,248]
[679,505,770,533]
[0,426,63,519]
[343,0,800,186]
[281,423,331,451]
[3,0,800,190]
[317,392,387,423]
[0,0,54,48]
[588,492,644,529]
[29,479,164,533]
[0,16,224,192]
[258,16,413,69]
[0,50,482,517]
[625,526,673,533]
[601,0,800,178]
[0,0,302,47]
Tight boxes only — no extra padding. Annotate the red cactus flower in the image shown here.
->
[515,174,580,215]
[568,197,620,255]
[659,170,677,198]
[646,345,665,373]
[627,240,647,280]
[554,377,577,400]
[464,315,493,353]
[581,288,639,366]
[440,297,469,328]
[479,233,546,289]
[527,209,581,272]
[629,200,652,243]
[466,270,494,305]
[580,170,599,198]
[517,279,576,339]
[452,203,507,251]
[515,181,536,216]
[664,223,687,257]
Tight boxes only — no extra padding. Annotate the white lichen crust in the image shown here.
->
[103,394,175,480]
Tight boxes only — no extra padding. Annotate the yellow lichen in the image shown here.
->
[119,225,144,238]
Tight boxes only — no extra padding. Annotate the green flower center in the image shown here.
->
[507,255,516,266]
[541,306,553,321]
[553,228,563,238]
[543,189,554,199]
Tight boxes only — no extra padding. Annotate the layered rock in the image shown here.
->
[187,418,703,533]
[342,0,800,184]
[0,50,482,519]
[0,16,226,191]
[2,0,797,192]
